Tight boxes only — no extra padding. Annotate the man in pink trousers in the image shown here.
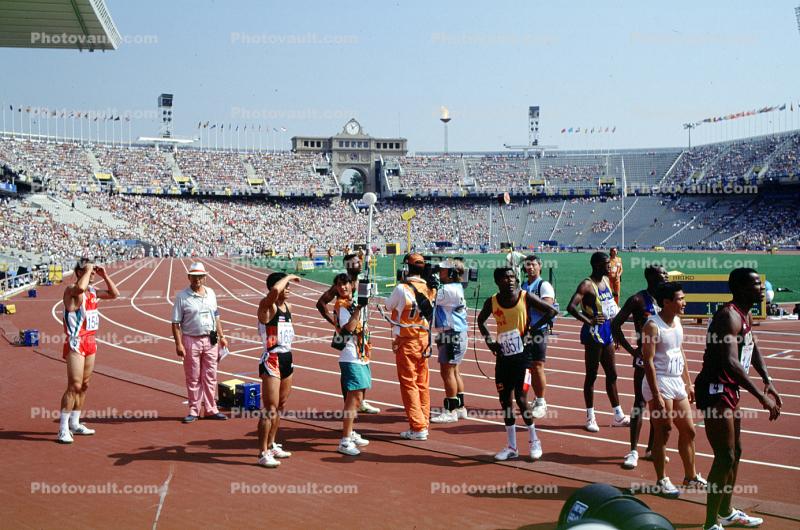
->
[171,262,229,423]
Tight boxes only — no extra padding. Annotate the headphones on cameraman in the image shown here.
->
[446,267,459,281]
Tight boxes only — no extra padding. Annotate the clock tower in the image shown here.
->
[291,119,407,194]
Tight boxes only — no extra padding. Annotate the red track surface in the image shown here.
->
[2,258,799,529]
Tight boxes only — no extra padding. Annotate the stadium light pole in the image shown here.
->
[682,122,696,149]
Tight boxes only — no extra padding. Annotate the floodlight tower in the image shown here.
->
[683,122,697,149]
[440,106,451,154]
[158,93,173,138]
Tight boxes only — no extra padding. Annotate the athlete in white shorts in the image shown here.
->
[642,282,706,498]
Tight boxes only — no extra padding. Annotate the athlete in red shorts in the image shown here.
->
[695,268,781,529]
[58,259,119,444]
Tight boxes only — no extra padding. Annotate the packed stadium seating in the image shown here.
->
[94,144,174,188]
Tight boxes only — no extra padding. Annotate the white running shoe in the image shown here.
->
[358,401,380,414]
[257,451,280,468]
[337,440,361,456]
[611,415,631,427]
[683,473,708,490]
[350,431,369,447]
[57,429,74,444]
[718,508,763,527]
[656,477,680,499]
[69,423,95,435]
[585,417,600,432]
[270,443,292,458]
[430,410,458,424]
[494,446,519,461]
[530,440,543,461]
[399,429,428,441]
[455,407,468,419]
[622,449,639,469]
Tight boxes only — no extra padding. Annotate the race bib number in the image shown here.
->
[601,297,618,319]
[709,383,726,395]
[85,310,100,331]
[740,333,754,374]
[497,329,523,356]
[277,321,294,349]
[666,347,684,376]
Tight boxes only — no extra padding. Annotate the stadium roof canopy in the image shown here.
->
[0,0,121,51]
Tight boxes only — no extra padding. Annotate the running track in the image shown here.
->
[2,258,799,529]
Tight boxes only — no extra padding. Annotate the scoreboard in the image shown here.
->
[668,273,766,320]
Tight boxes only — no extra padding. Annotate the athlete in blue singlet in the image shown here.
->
[567,252,630,433]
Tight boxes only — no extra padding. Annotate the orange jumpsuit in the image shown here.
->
[386,277,435,432]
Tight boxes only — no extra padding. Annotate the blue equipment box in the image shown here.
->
[236,382,261,410]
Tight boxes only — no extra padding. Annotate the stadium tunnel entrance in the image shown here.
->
[338,167,367,194]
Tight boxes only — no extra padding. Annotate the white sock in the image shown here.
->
[69,410,81,427]
[535,397,546,406]
[586,407,595,419]
[505,426,517,449]
[59,411,71,432]
[613,405,624,418]
[528,424,538,442]
[340,437,350,445]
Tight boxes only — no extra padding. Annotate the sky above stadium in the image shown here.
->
[2,0,800,152]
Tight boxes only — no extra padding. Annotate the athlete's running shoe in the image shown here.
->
[430,410,458,424]
[69,423,95,435]
[350,431,369,447]
[494,446,519,461]
[399,429,428,441]
[718,508,763,527]
[622,450,639,469]
[611,415,631,427]
[337,440,361,456]
[358,401,380,414]
[455,407,468,419]
[531,400,548,419]
[655,477,680,499]
[270,443,291,458]
[683,473,708,490]
[530,440,543,461]
[257,451,280,468]
[57,430,74,444]
[585,417,600,432]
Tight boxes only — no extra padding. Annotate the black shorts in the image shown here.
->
[524,330,548,364]
[259,350,294,380]
[495,352,529,393]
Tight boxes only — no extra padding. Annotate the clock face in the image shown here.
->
[345,120,360,135]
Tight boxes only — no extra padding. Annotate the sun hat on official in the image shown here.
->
[188,262,208,276]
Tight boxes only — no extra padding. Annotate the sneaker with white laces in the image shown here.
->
[585,417,600,432]
[337,440,361,456]
[622,449,639,469]
[718,508,763,527]
[455,407,468,419]
[257,450,280,468]
[270,443,292,458]
[430,410,458,424]
[531,401,548,419]
[655,477,680,498]
[399,429,428,441]
[683,473,708,490]
[350,431,369,447]
[358,401,380,414]
[69,423,95,435]
[530,440,543,460]
[494,446,519,461]
[611,415,631,427]
[57,429,74,444]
